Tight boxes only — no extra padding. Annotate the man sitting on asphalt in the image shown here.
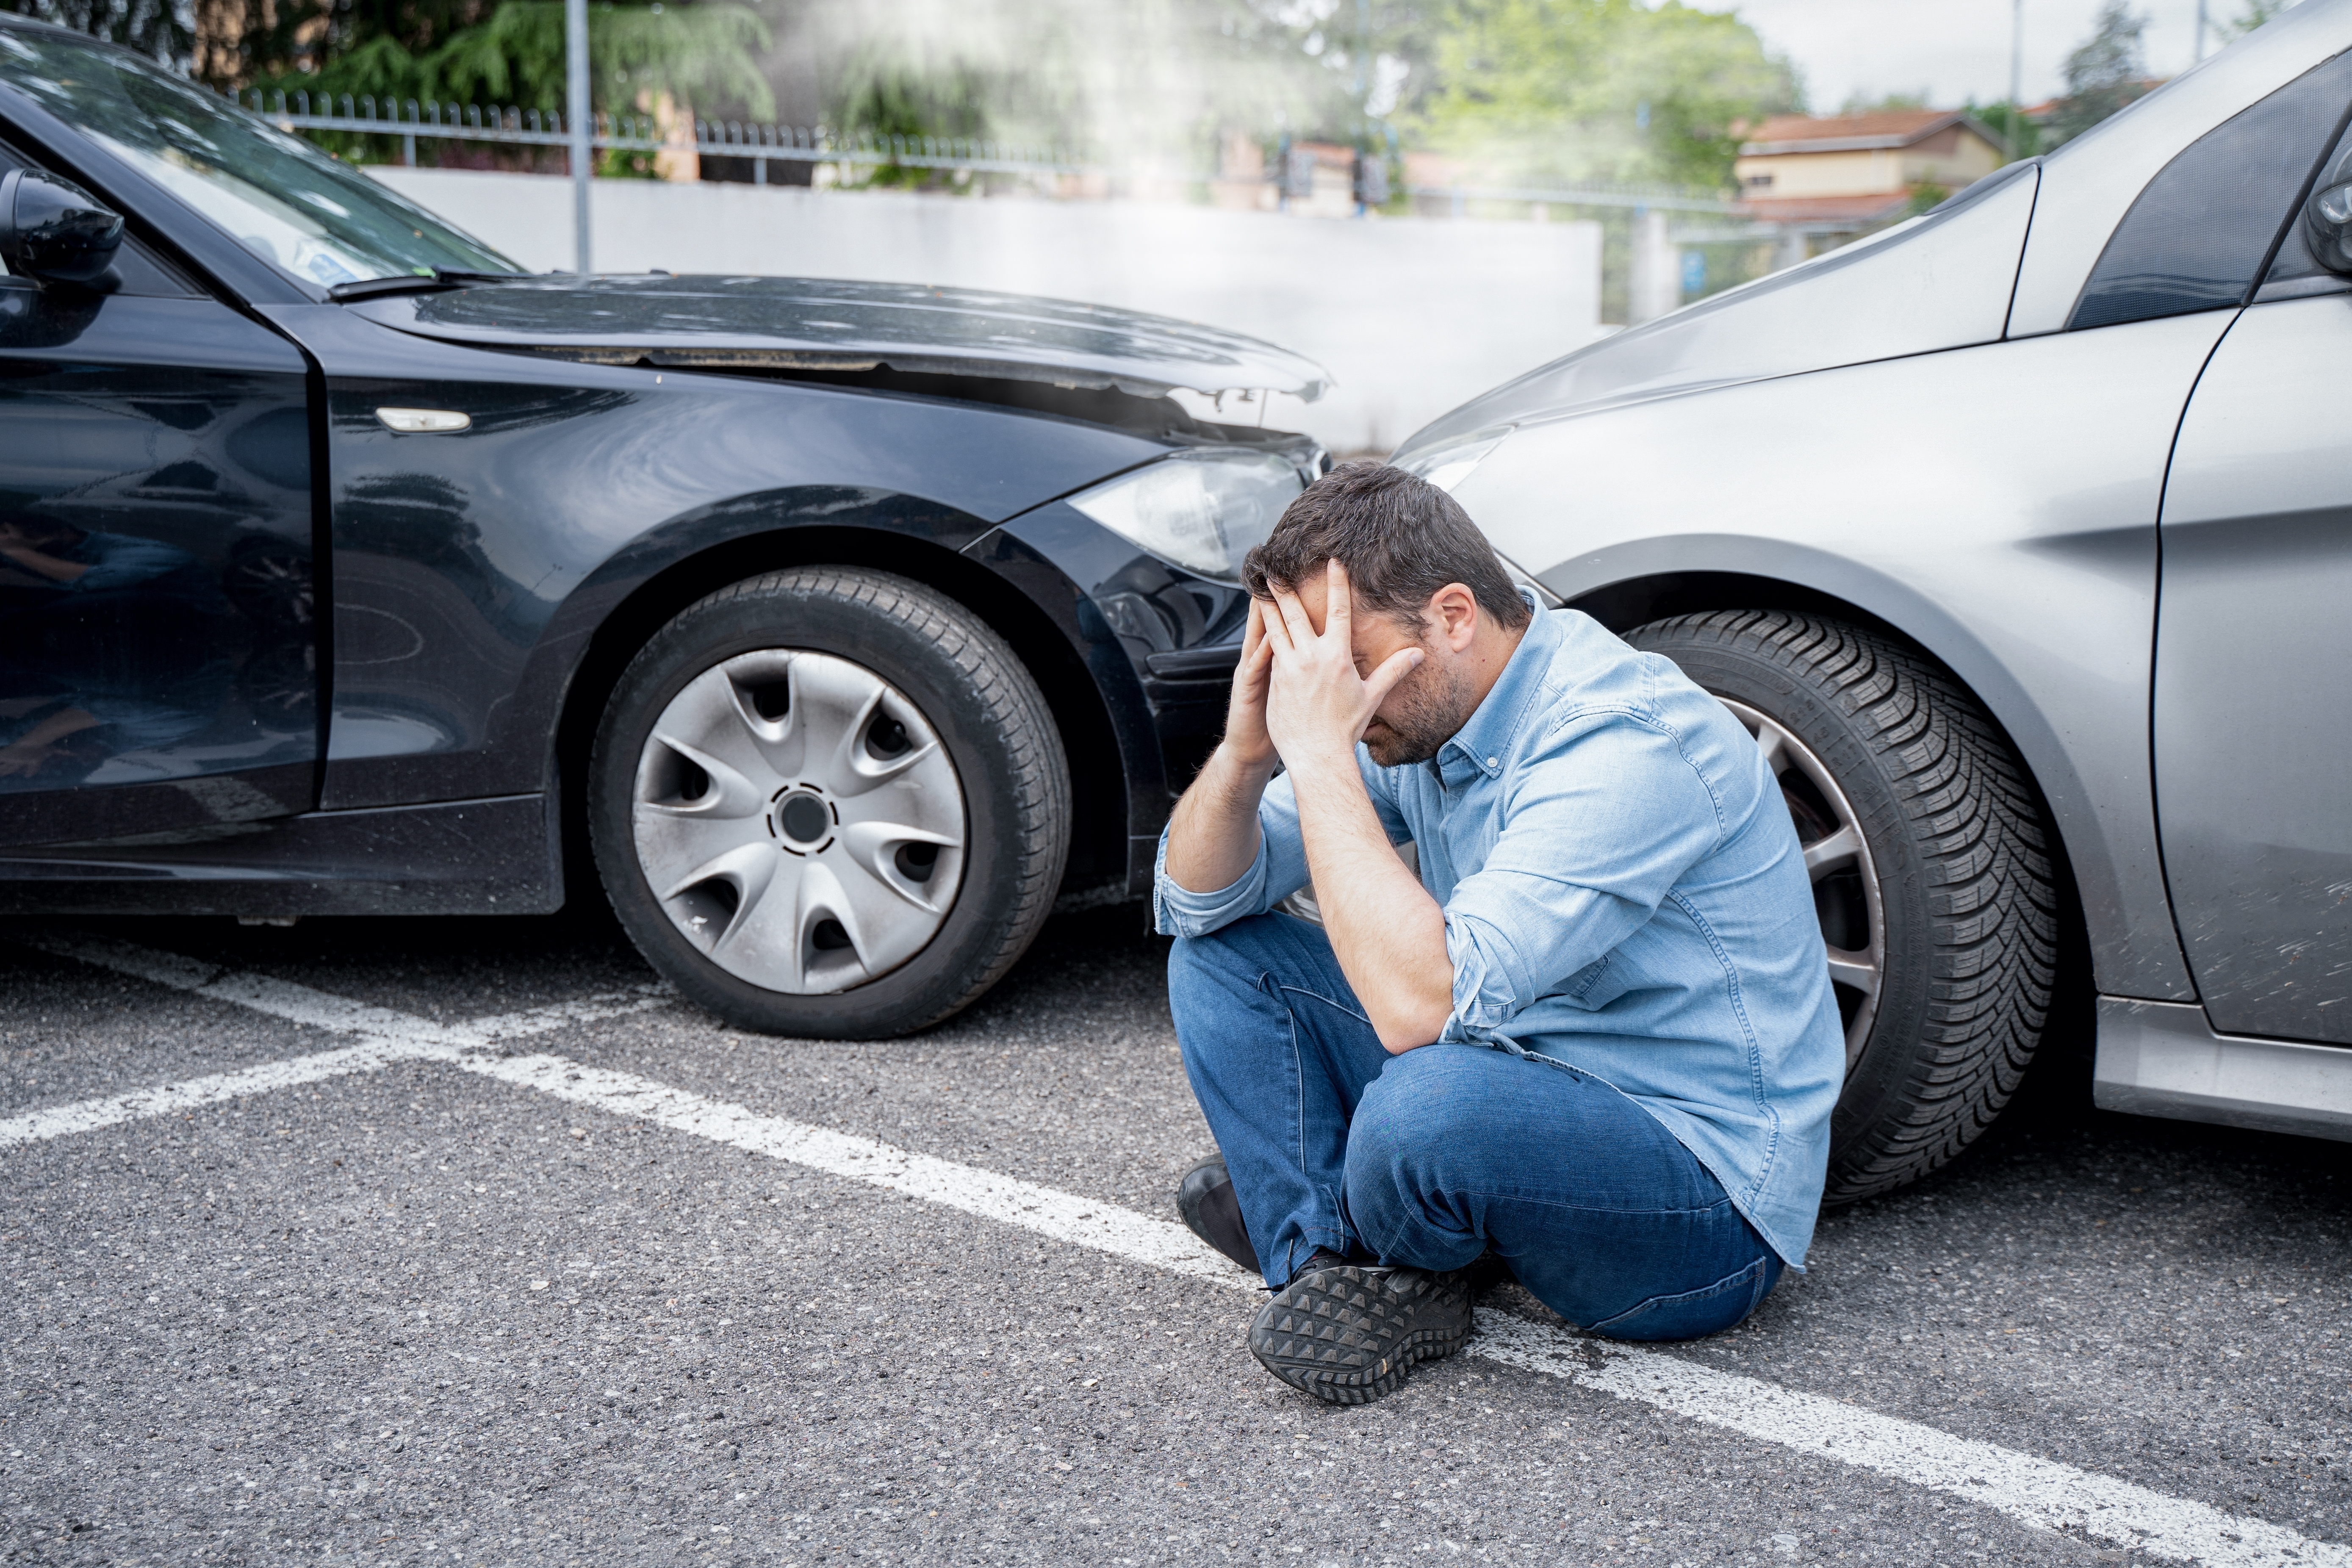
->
[1157,462,1844,1405]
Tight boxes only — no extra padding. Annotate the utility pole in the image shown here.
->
[2194,0,2209,61]
[2009,0,2024,111]
[1355,0,1371,216]
[566,0,591,274]
[2007,0,2025,156]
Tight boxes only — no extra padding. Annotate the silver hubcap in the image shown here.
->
[1719,698,1885,1072]
[631,649,967,995]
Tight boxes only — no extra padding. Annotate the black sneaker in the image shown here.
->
[1249,1258,1473,1405]
[1175,1155,1258,1273]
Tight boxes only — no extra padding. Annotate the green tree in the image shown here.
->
[808,0,1414,175]
[1407,0,1802,191]
[1968,100,2037,162]
[2042,0,2149,148]
[1836,90,1928,115]
[2219,0,2301,39]
[822,49,999,187]
[2,0,191,69]
[181,0,496,93]
[256,0,771,119]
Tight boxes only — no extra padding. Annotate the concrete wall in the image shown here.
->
[367,167,1604,454]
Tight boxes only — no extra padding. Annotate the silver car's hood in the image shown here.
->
[1393,161,2042,462]
[1397,0,2352,462]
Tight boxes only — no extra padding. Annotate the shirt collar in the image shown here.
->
[1432,590,1556,785]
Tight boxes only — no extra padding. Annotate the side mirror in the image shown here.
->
[2304,179,2352,276]
[0,168,125,287]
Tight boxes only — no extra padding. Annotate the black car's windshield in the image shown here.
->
[0,26,520,288]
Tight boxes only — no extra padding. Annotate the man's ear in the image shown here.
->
[1429,583,1481,651]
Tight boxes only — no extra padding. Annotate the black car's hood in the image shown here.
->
[346,274,1332,402]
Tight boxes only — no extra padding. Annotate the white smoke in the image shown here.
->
[773,0,1378,172]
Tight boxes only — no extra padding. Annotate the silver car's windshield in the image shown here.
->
[0,27,520,288]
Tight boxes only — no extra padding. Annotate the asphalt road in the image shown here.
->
[3,902,2348,1567]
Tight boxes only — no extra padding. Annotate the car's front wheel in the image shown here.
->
[589,567,1069,1038]
[1627,611,2058,1203]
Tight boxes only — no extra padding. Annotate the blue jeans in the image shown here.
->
[1170,913,1783,1342]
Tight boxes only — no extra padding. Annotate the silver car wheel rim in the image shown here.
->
[631,649,967,995]
[1719,698,1884,1073]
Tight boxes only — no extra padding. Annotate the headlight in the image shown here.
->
[1067,449,1305,585]
[1396,427,1512,493]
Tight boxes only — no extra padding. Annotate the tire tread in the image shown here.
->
[1634,611,2058,1202]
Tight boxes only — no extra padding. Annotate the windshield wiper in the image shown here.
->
[330,269,533,302]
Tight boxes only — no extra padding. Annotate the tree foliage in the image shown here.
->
[1837,90,1926,115]
[1970,100,2037,161]
[250,0,772,120]
[809,0,1423,172]
[2042,0,2149,147]
[1,0,188,67]
[2220,0,2302,40]
[1406,0,1802,191]
[55,0,1816,195]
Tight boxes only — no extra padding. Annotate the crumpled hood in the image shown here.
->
[345,273,1332,402]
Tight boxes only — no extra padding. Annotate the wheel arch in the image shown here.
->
[549,524,1129,902]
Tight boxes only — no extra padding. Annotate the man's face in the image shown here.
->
[1273,571,1476,767]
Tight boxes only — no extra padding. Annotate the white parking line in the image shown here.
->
[0,931,666,1147]
[0,1034,459,1147]
[6,930,2344,1568]
[1476,1320,2341,1567]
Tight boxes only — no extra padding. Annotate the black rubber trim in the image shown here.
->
[1144,644,1242,680]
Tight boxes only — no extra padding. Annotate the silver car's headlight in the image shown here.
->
[1067,449,1305,585]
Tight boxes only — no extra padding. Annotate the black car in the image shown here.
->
[0,17,1331,1035]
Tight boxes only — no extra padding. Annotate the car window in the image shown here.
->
[2255,114,2352,299]
[2069,48,2352,331]
[0,26,520,290]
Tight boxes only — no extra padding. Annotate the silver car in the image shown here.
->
[1389,0,2352,1202]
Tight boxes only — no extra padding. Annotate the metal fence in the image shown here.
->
[242,89,1749,216]
[241,90,1084,182]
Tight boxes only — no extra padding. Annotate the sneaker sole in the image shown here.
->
[1249,1265,1472,1405]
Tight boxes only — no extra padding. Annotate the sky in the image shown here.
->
[1729,0,2267,111]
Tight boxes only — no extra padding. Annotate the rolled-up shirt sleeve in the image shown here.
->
[69,534,190,593]
[1153,745,1410,938]
[1441,713,1726,1045]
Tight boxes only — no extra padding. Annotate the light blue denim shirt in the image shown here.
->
[1153,599,1845,1268]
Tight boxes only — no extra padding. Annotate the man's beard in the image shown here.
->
[1361,656,1477,767]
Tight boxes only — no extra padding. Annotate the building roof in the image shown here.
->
[1737,191,1916,227]
[2021,80,2166,124]
[1739,109,1999,157]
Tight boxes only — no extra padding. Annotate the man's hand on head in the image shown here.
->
[1219,597,1279,777]
[1171,556,1486,1051]
[1260,560,1424,777]
[1161,598,1286,896]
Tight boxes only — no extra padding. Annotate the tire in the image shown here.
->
[1626,611,2058,1203]
[588,567,1070,1038]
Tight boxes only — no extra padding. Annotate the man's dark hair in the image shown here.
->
[1242,461,1531,632]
